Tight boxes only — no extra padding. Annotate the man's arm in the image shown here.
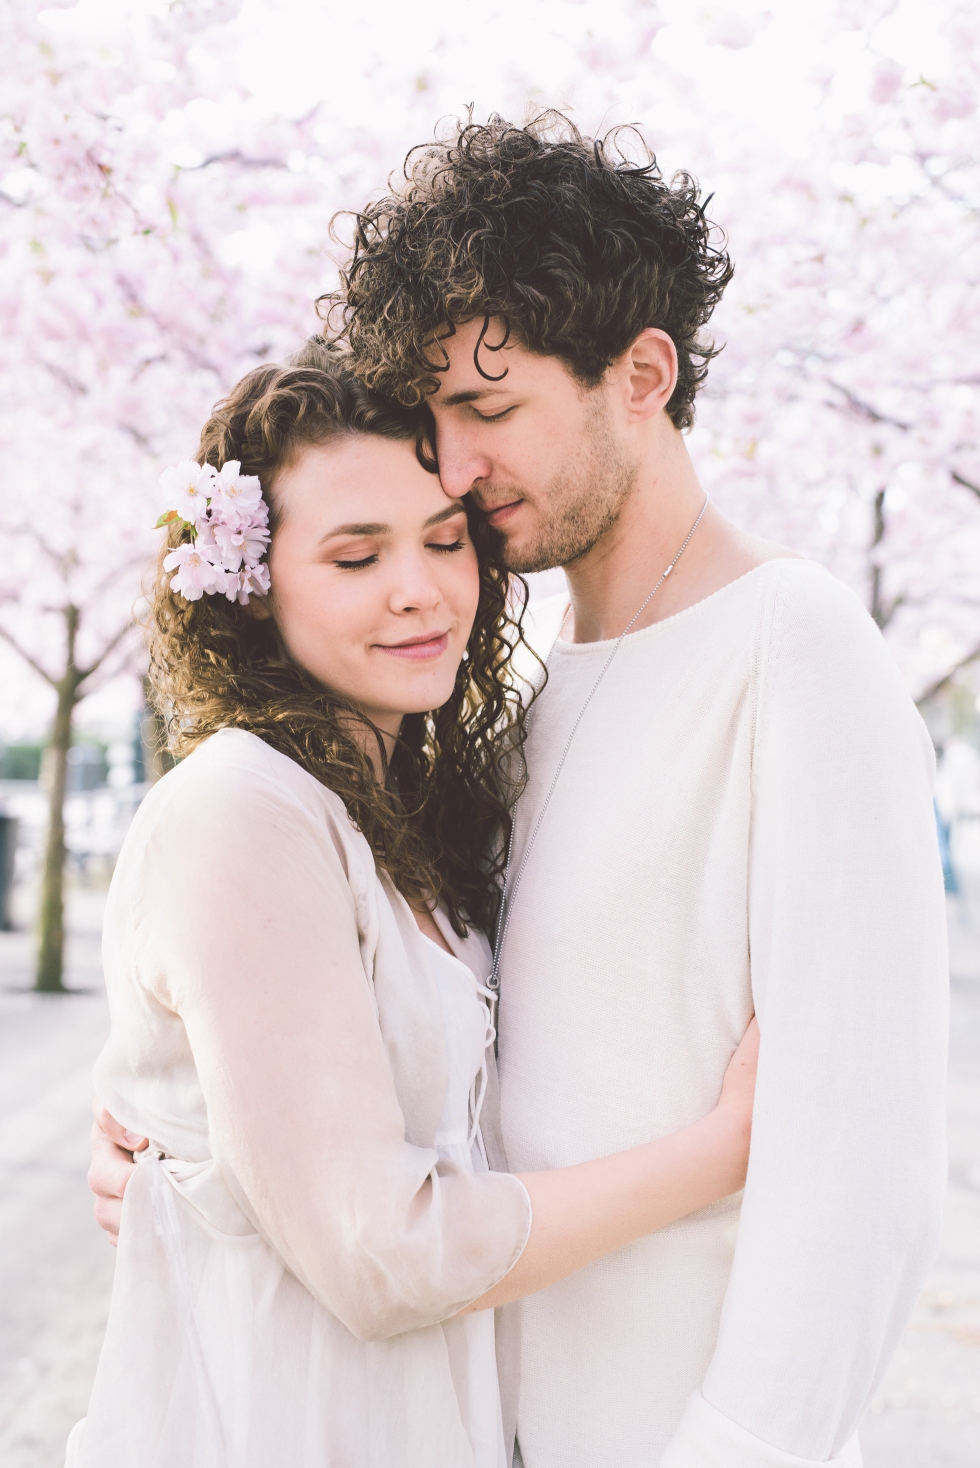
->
[662,565,949,1467]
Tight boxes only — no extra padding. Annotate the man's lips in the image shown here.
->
[375,631,449,661]
[481,498,523,527]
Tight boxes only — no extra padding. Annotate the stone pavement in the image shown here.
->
[860,889,980,1467]
[0,883,114,1468]
[0,882,977,1468]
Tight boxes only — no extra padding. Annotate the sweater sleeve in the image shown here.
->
[661,564,949,1466]
[134,752,530,1344]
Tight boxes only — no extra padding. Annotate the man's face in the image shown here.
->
[427,317,639,573]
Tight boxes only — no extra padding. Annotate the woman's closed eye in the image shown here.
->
[334,553,379,570]
[333,537,465,569]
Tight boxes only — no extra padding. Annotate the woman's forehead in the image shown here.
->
[275,434,456,526]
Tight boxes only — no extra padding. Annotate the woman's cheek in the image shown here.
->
[453,549,482,626]
[278,574,343,679]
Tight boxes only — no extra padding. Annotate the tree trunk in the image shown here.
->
[869,486,887,629]
[867,485,905,632]
[141,676,176,782]
[35,610,82,993]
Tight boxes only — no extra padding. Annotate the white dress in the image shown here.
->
[65,729,530,1468]
[424,937,509,1468]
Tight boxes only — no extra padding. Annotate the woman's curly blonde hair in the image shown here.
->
[147,338,538,936]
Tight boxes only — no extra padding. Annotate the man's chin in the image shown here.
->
[503,547,566,575]
[481,502,598,573]
[500,528,594,575]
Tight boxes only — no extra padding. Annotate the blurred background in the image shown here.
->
[0,0,978,1463]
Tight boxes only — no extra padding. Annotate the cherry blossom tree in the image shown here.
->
[2,0,978,988]
[688,0,980,699]
[542,0,980,698]
[0,0,332,988]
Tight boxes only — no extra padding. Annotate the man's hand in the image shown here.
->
[88,1101,147,1246]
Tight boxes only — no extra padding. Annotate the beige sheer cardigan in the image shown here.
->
[72,728,531,1467]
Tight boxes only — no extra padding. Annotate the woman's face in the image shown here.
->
[260,434,480,738]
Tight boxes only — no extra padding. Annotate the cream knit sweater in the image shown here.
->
[496,561,948,1468]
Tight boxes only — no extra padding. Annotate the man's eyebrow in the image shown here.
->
[439,388,506,407]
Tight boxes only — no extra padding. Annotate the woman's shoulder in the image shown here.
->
[152,727,325,799]
[130,730,368,869]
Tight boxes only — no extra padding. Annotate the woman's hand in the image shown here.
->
[88,1101,147,1246]
[716,1015,760,1155]
[462,1017,761,1313]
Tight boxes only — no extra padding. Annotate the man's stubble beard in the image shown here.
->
[498,394,639,575]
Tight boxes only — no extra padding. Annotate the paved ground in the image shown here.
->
[0,883,114,1468]
[0,879,978,1468]
[860,887,980,1466]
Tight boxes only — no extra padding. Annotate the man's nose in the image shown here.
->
[433,422,492,498]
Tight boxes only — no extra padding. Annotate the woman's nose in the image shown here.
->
[388,557,442,613]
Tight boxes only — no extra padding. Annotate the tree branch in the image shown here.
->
[42,360,88,397]
[116,420,153,450]
[182,150,290,172]
[0,622,56,685]
[952,470,980,500]
[827,381,913,431]
[77,617,136,683]
[916,642,980,707]
[877,592,906,632]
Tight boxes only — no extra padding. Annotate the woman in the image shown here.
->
[71,340,758,1468]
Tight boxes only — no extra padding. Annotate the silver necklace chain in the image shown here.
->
[487,493,709,999]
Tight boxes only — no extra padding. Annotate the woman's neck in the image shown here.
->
[339,710,402,781]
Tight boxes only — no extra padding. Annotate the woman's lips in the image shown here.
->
[376,632,449,661]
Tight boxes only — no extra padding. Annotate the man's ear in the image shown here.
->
[617,328,678,421]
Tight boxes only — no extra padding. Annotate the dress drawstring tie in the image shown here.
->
[467,979,498,1157]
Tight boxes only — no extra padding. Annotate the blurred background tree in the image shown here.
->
[0,0,977,986]
[0,0,325,987]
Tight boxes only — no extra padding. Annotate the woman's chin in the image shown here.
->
[359,677,460,727]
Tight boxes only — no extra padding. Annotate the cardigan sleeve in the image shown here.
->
[134,751,530,1343]
[662,564,948,1466]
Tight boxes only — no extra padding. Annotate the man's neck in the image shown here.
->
[562,424,797,644]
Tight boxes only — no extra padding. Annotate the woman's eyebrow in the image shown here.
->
[319,521,389,542]
[318,504,464,544]
[423,504,467,528]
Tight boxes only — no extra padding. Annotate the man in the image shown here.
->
[92,115,948,1466]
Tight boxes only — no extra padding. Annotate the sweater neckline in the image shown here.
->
[546,557,815,657]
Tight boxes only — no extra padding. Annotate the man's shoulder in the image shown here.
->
[725,523,803,572]
[755,561,923,736]
[761,558,879,643]
[716,522,867,633]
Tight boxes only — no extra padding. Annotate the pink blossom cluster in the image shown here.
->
[158,461,271,605]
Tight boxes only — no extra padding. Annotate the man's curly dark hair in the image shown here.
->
[322,111,734,431]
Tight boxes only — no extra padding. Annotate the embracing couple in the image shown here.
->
[77,115,947,1468]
